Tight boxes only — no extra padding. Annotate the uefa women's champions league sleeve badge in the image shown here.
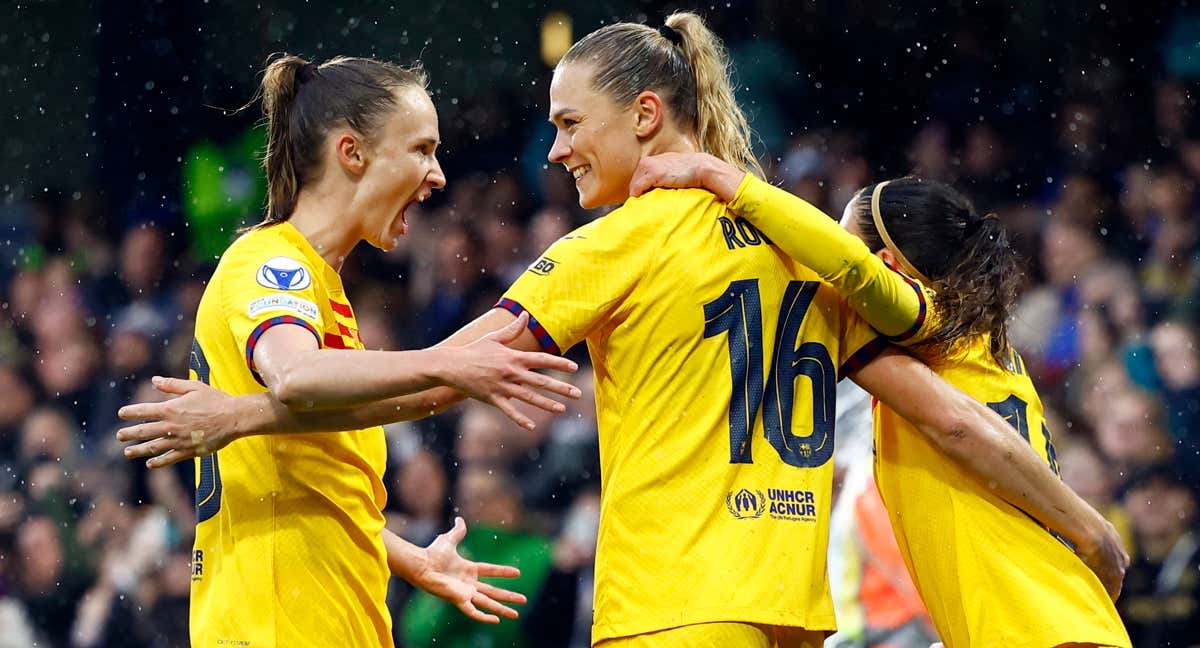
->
[256,256,313,291]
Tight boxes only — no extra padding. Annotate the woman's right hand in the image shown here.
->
[443,312,582,429]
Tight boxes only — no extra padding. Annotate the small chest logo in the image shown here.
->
[726,488,767,519]
[256,256,312,291]
[530,256,557,276]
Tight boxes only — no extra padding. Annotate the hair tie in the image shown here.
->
[657,24,683,47]
[871,181,932,284]
[298,62,319,83]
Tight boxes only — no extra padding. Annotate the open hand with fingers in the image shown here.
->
[409,517,528,624]
[440,312,582,430]
[117,377,243,469]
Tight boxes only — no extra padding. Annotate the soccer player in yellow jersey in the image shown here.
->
[121,15,1125,648]
[631,155,1132,646]
[119,55,584,648]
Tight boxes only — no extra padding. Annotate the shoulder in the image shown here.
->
[619,187,718,218]
[586,188,721,238]
[214,226,315,291]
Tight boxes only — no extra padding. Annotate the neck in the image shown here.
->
[287,184,361,272]
[1141,528,1189,562]
[641,131,699,158]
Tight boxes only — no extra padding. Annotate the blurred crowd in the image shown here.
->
[3,9,1200,648]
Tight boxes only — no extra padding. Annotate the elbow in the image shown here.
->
[917,402,979,456]
[267,366,310,408]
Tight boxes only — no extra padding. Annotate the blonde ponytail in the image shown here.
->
[665,12,763,177]
[561,12,763,177]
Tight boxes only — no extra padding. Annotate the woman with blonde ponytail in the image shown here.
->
[123,16,1123,648]
[117,53,583,648]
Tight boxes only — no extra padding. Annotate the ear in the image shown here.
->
[632,90,665,139]
[334,131,367,176]
[878,247,899,270]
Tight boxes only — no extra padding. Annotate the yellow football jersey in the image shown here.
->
[189,221,391,647]
[874,340,1130,647]
[500,188,887,643]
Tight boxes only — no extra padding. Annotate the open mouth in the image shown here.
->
[570,164,591,182]
[395,190,432,235]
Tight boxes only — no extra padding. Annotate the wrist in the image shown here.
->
[702,154,747,203]
[418,347,458,388]
[1070,503,1108,555]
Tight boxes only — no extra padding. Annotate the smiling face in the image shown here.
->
[357,86,446,250]
[547,62,643,209]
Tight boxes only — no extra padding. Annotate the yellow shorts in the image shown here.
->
[597,622,825,648]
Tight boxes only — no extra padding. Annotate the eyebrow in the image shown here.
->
[548,107,578,124]
[414,137,440,148]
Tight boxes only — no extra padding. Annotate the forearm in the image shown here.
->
[856,354,1107,552]
[237,308,524,435]
[919,395,1105,549]
[725,172,925,339]
[383,527,431,584]
[227,387,466,436]
[270,347,457,409]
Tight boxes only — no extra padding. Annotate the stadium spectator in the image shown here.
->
[1118,466,1200,646]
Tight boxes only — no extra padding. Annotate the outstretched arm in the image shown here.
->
[849,348,1129,600]
[119,309,568,468]
[631,152,929,340]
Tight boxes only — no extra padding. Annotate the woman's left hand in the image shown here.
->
[412,517,528,623]
[629,151,744,202]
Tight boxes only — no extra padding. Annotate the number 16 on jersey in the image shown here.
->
[704,280,837,469]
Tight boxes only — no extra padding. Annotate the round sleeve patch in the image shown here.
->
[256,256,313,291]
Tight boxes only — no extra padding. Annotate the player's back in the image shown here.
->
[501,188,887,642]
[873,339,1130,647]
[190,222,391,648]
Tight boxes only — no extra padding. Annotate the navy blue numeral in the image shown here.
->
[704,280,764,463]
[764,282,837,467]
[704,280,837,468]
[986,394,1030,443]
[190,339,223,523]
[986,393,1060,475]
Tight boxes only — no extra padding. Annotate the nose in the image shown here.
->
[427,156,446,190]
[548,128,570,165]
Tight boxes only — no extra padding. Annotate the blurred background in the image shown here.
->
[1,0,1198,646]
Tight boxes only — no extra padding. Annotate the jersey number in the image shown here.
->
[704,280,836,468]
[985,394,1060,475]
[191,339,223,523]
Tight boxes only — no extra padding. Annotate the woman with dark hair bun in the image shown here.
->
[631,155,1131,647]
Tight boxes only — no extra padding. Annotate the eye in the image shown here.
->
[562,118,579,130]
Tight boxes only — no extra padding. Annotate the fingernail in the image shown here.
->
[572,388,582,397]
[124,447,132,456]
